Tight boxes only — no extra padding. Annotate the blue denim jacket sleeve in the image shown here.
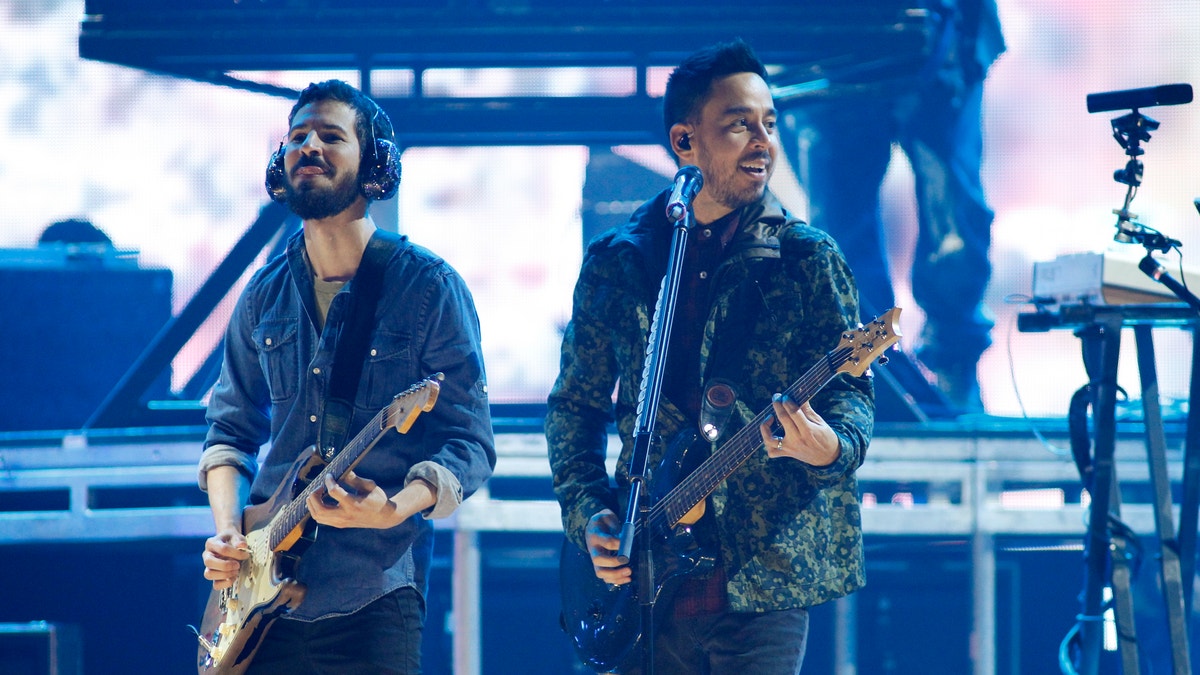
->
[405,261,496,500]
[203,271,276,461]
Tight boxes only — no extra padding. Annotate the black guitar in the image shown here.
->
[558,309,901,673]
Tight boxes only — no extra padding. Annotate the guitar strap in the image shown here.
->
[669,258,777,559]
[698,258,776,442]
[316,230,406,461]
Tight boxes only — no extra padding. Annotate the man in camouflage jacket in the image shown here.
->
[547,39,876,674]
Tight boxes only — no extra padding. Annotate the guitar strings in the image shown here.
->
[643,343,858,534]
[658,314,896,528]
[269,382,430,548]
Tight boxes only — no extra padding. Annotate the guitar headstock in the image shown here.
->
[835,307,902,377]
[386,372,444,434]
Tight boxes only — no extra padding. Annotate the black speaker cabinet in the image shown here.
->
[0,622,81,675]
[0,249,172,432]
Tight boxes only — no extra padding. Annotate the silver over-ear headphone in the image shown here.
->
[264,104,402,203]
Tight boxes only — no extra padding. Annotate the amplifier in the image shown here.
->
[0,248,172,432]
[0,622,81,675]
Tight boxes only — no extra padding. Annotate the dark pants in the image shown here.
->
[247,587,424,675]
[784,78,995,408]
[619,608,810,675]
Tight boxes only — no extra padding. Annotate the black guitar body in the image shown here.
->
[557,309,903,673]
[558,431,718,673]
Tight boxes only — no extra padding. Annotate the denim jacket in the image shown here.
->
[547,189,874,611]
[204,229,495,620]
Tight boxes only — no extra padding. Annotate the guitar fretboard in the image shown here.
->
[262,376,439,551]
[267,406,391,550]
[645,342,858,535]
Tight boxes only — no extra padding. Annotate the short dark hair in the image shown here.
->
[662,39,769,137]
[39,218,112,246]
[289,80,395,161]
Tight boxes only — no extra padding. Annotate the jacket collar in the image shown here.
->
[608,187,791,272]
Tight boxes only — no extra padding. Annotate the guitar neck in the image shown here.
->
[267,406,390,550]
[647,346,850,533]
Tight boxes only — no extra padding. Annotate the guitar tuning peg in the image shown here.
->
[877,355,890,366]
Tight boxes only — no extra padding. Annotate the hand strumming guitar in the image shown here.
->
[201,464,251,591]
[203,529,250,591]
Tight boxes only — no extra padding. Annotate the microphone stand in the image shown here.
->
[1071,104,1199,675]
[1109,108,1155,245]
[1107,107,1200,314]
[618,192,695,675]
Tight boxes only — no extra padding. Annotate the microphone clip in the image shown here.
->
[666,166,703,224]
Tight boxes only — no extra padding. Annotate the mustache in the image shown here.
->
[292,155,332,175]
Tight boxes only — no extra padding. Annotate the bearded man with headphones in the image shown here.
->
[198,80,495,674]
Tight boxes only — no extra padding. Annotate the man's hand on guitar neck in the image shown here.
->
[307,471,437,530]
[758,393,840,467]
[585,509,632,586]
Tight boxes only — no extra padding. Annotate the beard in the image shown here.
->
[703,156,772,212]
[284,168,360,220]
[708,177,767,212]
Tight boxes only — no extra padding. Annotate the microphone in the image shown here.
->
[666,165,703,223]
[1139,254,1169,281]
[1086,83,1193,113]
[1138,254,1200,313]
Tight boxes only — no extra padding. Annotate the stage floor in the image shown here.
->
[0,414,1184,545]
[0,414,1192,675]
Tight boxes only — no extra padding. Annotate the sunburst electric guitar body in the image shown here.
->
[194,374,442,675]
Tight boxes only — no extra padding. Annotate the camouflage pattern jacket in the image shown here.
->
[547,188,875,611]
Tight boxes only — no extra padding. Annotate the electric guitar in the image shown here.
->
[559,309,901,673]
[194,373,443,675]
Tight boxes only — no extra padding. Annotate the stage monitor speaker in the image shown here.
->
[0,622,81,675]
[0,249,172,432]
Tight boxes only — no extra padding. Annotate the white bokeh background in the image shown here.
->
[2,0,1200,417]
